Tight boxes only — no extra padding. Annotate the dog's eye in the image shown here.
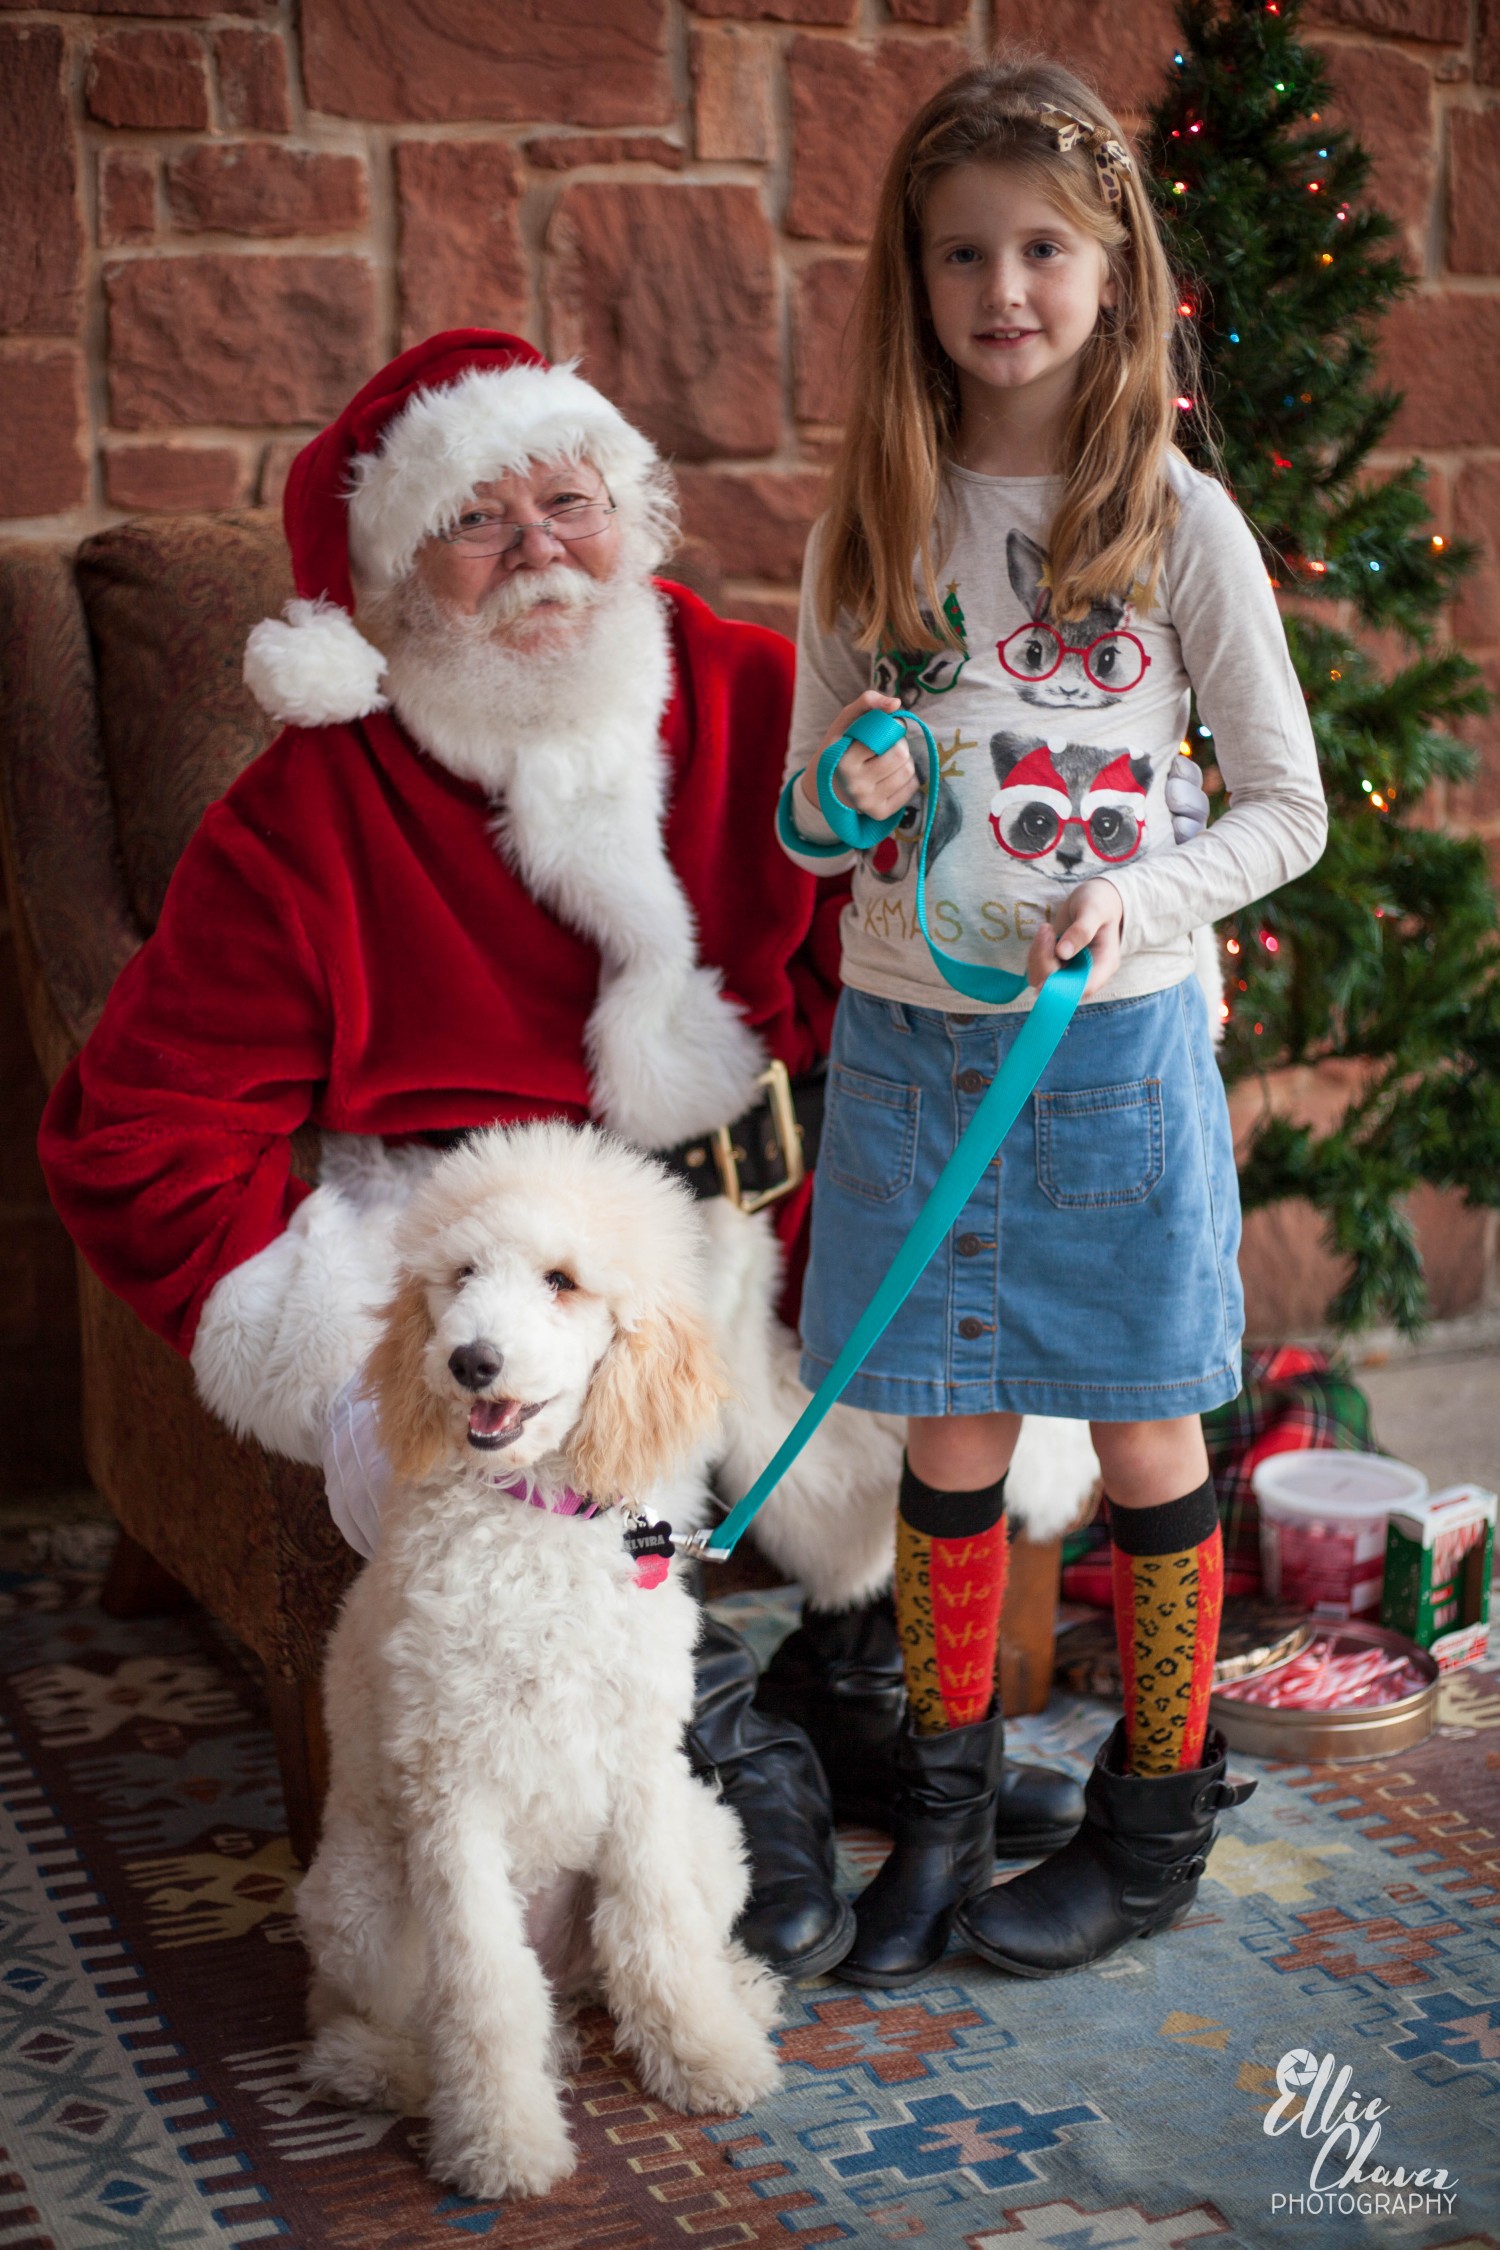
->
[454,1264,476,1284]
[544,1270,577,1294]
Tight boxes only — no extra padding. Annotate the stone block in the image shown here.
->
[720,591,799,638]
[889,0,970,20]
[971,0,1177,115]
[786,35,971,241]
[691,26,774,162]
[0,347,87,517]
[103,442,247,512]
[395,141,527,350]
[259,435,306,509]
[1305,0,1466,38]
[793,255,863,422]
[546,182,779,459]
[98,151,156,248]
[0,27,83,334]
[1450,655,1500,823]
[1446,109,1500,273]
[106,255,378,429]
[86,29,210,129]
[0,0,270,14]
[1482,0,1500,86]
[1309,39,1433,241]
[692,0,853,17]
[301,0,671,127]
[1452,460,1500,645]
[1382,295,1500,447]
[527,133,684,169]
[215,28,293,132]
[166,146,368,237]
[677,468,825,582]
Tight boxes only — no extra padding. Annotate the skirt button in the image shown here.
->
[958,1067,988,1094]
[956,1232,983,1257]
[958,1316,986,1340]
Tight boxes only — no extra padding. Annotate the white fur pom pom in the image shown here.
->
[243,598,390,728]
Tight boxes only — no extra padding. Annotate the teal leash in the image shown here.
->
[681,708,1089,1562]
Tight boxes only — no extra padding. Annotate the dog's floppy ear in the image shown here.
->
[365,1273,451,1484]
[571,1308,728,1502]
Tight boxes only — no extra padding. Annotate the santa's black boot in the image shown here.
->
[837,1706,1005,1989]
[955,1722,1256,1977]
[757,1593,1085,1855]
[687,1612,855,1981]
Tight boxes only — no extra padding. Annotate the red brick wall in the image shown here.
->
[2,0,1497,1487]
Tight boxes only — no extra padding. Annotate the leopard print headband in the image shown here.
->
[1034,104,1134,210]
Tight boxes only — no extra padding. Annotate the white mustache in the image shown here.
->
[475,566,601,629]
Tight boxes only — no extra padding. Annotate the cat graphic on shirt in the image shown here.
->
[1002,533,1147,710]
[989,732,1156,887]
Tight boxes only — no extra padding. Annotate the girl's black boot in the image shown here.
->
[838,1707,1005,1988]
[955,1722,1255,1977]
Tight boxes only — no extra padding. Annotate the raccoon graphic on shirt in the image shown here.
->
[854,517,1178,980]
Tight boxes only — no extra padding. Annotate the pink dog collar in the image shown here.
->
[488,1474,670,1590]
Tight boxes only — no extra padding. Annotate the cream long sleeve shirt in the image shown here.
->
[780,453,1329,1012]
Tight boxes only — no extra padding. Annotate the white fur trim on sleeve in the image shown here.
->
[243,599,389,727]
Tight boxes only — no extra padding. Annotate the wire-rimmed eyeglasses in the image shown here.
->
[438,495,617,558]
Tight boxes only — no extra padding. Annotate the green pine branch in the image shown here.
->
[1146,0,1496,1333]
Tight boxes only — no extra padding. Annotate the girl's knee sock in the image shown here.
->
[1109,1478,1224,1776]
[895,1460,1009,1734]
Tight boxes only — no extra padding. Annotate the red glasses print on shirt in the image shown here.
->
[998,621,1151,694]
[989,744,1148,864]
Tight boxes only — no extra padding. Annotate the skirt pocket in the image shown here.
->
[1034,1077,1164,1209]
[822,1062,921,1203]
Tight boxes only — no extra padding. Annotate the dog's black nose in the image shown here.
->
[448,1341,504,1392]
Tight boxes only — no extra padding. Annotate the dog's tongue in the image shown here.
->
[468,1398,526,1442]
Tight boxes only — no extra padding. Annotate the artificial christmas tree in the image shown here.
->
[1144,0,1500,1332]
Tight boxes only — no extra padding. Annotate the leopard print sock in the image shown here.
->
[895,1461,1009,1734]
[1109,1480,1223,1776]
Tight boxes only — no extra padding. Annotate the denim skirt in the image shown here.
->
[799,976,1244,1423]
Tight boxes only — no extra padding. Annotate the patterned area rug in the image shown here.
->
[0,1565,1495,2250]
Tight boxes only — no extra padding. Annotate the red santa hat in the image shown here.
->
[243,328,665,729]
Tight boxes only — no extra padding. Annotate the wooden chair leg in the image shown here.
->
[265,1669,329,1868]
[99,1527,193,1619]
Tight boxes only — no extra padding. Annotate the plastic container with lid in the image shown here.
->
[1253,1451,1428,1620]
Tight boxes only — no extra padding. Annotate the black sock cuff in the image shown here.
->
[899,1459,1008,1540]
[1108,1477,1218,1557]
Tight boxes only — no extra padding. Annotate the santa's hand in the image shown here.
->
[1166,753,1210,844]
[799,691,914,822]
[321,1370,390,1559]
[1028,880,1124,1000]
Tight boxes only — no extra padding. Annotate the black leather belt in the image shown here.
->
[661,1058,826,1211]
[420,1057,825,1211]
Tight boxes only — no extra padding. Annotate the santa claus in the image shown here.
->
[40,330,1092,1978]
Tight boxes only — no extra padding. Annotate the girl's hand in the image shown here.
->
[798,691,916,823]
[1028,879,1124,999]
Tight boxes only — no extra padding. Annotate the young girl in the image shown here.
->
[777,58,1327,1988]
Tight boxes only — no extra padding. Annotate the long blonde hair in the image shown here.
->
[819,57,1191,651]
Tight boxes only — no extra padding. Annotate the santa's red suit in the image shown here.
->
[38,330,908,1605]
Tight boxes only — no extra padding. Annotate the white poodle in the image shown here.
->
[295,1122,782,2202]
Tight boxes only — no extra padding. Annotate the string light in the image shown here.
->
[1197,724,1212,737]
[1228,330,1240,343]
[1219,1002,1231,1021]
[1371,793,1387,810]
[1175,394,1195,410]
[1178,299,1195,316]
[1226,937,1241,955]
[1254,1022,1265,1035]
[1432,534,1446,549]
[1260,930,1280,953]
[1329,668,1342,680]
[1308,558,1327,573]
[1369,559,1381,571]
[1361,778,1373,792]
[1320,253,1334,265]
[1173,180,1188,195]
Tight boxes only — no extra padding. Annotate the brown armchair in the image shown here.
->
[0,512,1064,1868]
[0,512,353,1860]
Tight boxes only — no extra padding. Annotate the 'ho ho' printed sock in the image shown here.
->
[895,1460,1009,1734]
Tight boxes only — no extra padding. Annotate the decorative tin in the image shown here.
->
[1381,1482,1496,1672]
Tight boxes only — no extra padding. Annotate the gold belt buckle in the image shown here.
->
[711,1059,806,1214]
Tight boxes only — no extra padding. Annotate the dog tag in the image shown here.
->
[623,1515,674,1590]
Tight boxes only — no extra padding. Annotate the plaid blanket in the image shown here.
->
[1061,1346,1376,1602]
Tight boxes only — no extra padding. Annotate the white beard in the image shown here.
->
[368,570,766,1151]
